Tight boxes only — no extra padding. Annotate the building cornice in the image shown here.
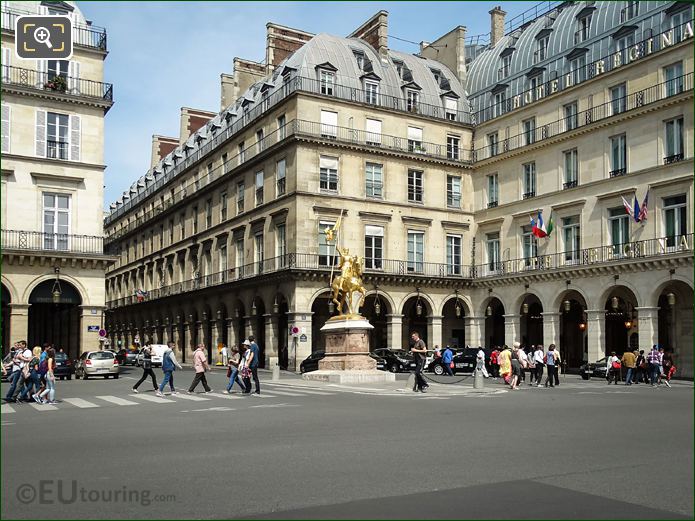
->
[2,153,106,171]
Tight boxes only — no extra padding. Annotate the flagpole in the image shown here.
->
[328,209,344,291]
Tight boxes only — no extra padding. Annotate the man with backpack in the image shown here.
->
[156,342,182,396]
[441,345,454,376]
[132,343,158,393]
[242,336,261,395]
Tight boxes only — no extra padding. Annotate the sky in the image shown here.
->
[77,1,539,209]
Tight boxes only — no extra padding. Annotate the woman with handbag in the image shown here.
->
[224,346,246,393]
[607,352,621,385]
[36,347,57,404]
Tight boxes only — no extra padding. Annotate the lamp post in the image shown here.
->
[51,267,62,304]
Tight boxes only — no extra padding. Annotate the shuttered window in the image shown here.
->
[1,104,9,153]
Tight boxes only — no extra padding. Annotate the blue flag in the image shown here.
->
[633,196,641,223]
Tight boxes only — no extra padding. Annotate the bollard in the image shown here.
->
[272,363,280,381]
[405,373,416,391]
[474,369,484,389]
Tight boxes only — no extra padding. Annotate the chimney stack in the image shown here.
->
[489,6,506,47]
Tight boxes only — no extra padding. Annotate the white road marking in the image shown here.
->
[1,421,15,425]
[130,394,175,403]
[1,404,16,414]
[95,395,139,406]
[122,376,137,380]
[63,398,100,408]
[206,392,243,400]
[29,403,58,411]
[264,384,333,395]
[173,393,211,401]
[259,390,304,396]
[327,384,386,392]
[180,406,236,413]
[249,403,300,409]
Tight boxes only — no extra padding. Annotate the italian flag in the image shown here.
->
[546,213,554,237]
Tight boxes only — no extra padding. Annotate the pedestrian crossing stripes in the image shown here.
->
[1,404,15,414]
[129,394,175,403]
[172,393,211,401]
[63,398,100,408]
[30,403,58,411]
[95,396,139,406]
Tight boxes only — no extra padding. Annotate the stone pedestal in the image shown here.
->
[303,317,395,384]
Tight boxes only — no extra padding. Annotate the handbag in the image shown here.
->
[611,361,621,369]
[449,361,454,369]
[226,366,232,378]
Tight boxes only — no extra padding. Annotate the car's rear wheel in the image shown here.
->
[389,363,399,373]
[59,376,65,380]
[67,375,72,380]
[581,374,589,380]
[83,372,89,380]
[114,374,119,379]
[433,365,444,376]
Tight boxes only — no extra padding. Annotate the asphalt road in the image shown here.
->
[1,367,692,519]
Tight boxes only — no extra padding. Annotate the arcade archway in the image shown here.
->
[28,279,82,358]
[484,297,505,348]
[1,283,10,354]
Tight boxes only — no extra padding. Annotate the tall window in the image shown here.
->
[523,118,536,146]
[447,176,461,208]
[255,171,264,206]
[256,129,264,153]
[493,91,506,117]
[608,207,630,255]
[276,159,286,196]
[616,33,635,64]
[446,235,462,275]
[563,149,579,188]
[191,206,198,234]
[610,134,627,176]
[364,225,384,269]
[444,97,457,121]
[238,142,245,162]
[664,117,684,162]
[319,155,339,192]
[320,110,337,138]
[277,114,286,140]
[562,216,581,263]
[219,244,228,273]
[621,1,639,21]
[487,132,499,157]
[447,135,460,160]
[663,194,687,247]
[318,220,336,266]
[364,81,379,105]
[499,54,511,79]
[47,60,68,80]
[222,153,228,174]
[610,83,627,115]
[671,7,692,42]
[407,169,423,203]
[535,36,549,63]
[521,225,538,267]
[522,162,536,198]
[47,112,69,159]
[576,14,592,43]
[486,232,500,272]
[220,191,227,221]
[365,162,383,198]
[168,219,174,245]
[664,62,684,97]
[205,198,212,229]
[564,102,578,131]
[235,238,244,276]
[487,174,499,208]
[276,224,286,263]
[42,193,70,249]
[407,231,424,272]
[237,181,245,214]
[319,69,335,95]
[406,89,419,112]
[254,233,264,274]
[569,55,587,84]
[528,74,543,101]
[179,213,185,240]
[365,118,382,146]
[407,126,423,152]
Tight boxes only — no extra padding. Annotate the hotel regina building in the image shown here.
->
[102,2,694,378]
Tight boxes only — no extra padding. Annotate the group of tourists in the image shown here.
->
[490,343,561,390]
[2,341,59,404]
[606,345,677,387]
[131,335,262,396]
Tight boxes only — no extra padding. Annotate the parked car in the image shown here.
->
[53,351,74,380]
[372,348,416,373]
[116,348,139,366]
[580,357,609,380]
[134,345,168,368]
[427,347,480,375]
[299,351,386,373]
[75,350,120,379]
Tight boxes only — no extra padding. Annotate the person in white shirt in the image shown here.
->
[534,345,545,387]
[475,347,489,377]
[221,345,228,366]
[517,346,529,384]
[606,351,620,385]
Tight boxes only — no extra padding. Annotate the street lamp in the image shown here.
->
[611,296,619,310]
[51,267,62,304]
[563,300,571,312]
[273,296,279,314]
[486,305,492,317]
[374,286,382,316]
[415,287,423,316]
[667,292,676,306]
[251,299,257,316]
[454,289,462,318]
[578,322,587,331]
[328,298,335,314]
[522,302,529,314]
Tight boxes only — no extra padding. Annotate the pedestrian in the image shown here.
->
[221,344,229,366]
[498,345,512,384]
[4,341,31,403]
[224,345,246,393]
[527,345,537,384]
[543,345,557,388]
[647,345,661,387]
[606,351,621,385]
[157,342,182,396]
[553,348,562,386]
[242,336,261,395]
[517,345,529,384]
[635,349,648,384]
[534,345,545,386]
[18,347,42,402]
[188,343,212,394]
[433,345,441,360]
[410,331,429,393]
[489,347,500,378]
[35,347,57,404]
[476,346,489,378]
[661,348,675,388]
[621,348,636,385]
[132,344,158,393]
[442,345,454,376]
[509,342,521,390]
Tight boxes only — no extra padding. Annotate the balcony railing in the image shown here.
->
[664,153,684,165]
[609,168,627,178]
[2,229,104,255]
[563,180,578,189]
[473,233,694,279]
[523,191,536,200]
[47,140,69,160]
[473,73,693,161]
[1,66,114,102]
[487,201,498,209]
[1,7,107,51]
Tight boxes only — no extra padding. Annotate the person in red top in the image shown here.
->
[489,347,500,379]
[187,344,212,394]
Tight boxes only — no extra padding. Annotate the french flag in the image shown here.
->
[532,211,547,238]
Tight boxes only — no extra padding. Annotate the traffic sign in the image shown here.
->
[98,329,107,338]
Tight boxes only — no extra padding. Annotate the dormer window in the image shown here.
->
[406,89,419,113]
[575,14,592,44]
[443,97,457,121]
[620,1,639,22]
[353,51,365,71]
[393,59,404,79]
[498,54,511,80]
[364,80,379,105]
[319,69,335,96]
[535,36,549,63]
[430,68,441,85]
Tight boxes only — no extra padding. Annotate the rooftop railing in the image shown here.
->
[1,66,113,102]
[2,229,105,255]
[473,72,693,161]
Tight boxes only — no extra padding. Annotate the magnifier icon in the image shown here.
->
[34,26,53,49]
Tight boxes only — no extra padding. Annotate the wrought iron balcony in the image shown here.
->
[487,201,499,209]
[523,191,536,200]
[563,180,578,189]
[2,229,104,255]
[47,140,69,160]
[609,168,627,178]
[1,66,114,103]
[664,153,684,165]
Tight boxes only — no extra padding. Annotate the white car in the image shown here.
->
[135,344,168,367]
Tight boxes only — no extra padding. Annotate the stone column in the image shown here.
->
[386,314,403,350]
[8,304,30,346]
[635,307,659,349]
[542,312,561,348]
[226,318,237,349]
[183,322,194,362]
[465,316,485,348]
[286,311,313,372]
[244,315,256,340]
[162,323,170,344]
[503,314,520,344]
[264,313,279,367]
[427,315,443,349]
[585,309,605,362]
[80,306,103,355]
[210,319,219,362]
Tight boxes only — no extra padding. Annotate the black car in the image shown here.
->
[299,351,386,373]
[580,357,609,380]
[372,348,416,373]
[116,348,139,366]
[427,347,481,375]
[53,352,75,380]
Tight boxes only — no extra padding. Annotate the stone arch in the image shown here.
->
[398,291,436,316]
[596,280,641,310]
[551,286,590,311]
[364,288,396,316]
[439,292,473,317]
[649,277,694,308]
[22,272,90,307]
[513,291,546,315]
[478,291,507,317]
[1,276,18,304]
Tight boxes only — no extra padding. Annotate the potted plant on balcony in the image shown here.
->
[44,75,68,93]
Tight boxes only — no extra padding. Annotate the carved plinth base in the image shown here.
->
[318,318,375,371]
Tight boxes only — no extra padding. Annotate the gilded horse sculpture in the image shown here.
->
[324,219,367,318]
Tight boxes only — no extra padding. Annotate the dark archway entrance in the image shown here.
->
[604,287,638,356]
[362,293,389,351]
[442,296,467,348]
[276,296,290,370]
[657,281,694,378]
[1,283,10,354]
[558,291,587,369]
[28,279,82,359]
[252,299,266,368]
[484,298,505,348]
[519,295,543,347]
[402,295,430,349]
[311,292,339,353]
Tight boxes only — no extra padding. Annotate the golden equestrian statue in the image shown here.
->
[324,214,367,319]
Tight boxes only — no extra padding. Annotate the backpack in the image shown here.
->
[38,359,49,375]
